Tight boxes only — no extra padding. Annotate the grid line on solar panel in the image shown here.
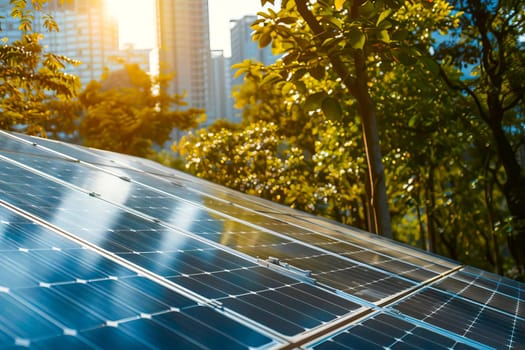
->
[5,133,521,344]
[433,271,524,319]
[0,154,422,304]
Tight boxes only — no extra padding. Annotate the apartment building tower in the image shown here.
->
[156,0,211,113]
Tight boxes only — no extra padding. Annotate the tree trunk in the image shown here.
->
[355,87,392,238]
[425,167,437,253]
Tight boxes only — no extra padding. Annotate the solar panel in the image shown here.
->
[1,130,524,349]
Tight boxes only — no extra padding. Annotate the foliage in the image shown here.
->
[181,0,525,277]
[0,0,80,136]
[78,64,204,158]
[433,0,525,275]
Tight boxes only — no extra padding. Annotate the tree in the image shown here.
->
[243,0,458,237]
[0,0,80,135]
[78,64,203,158]
[435,0,525,274]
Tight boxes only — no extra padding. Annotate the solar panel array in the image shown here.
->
[0,130,523,349]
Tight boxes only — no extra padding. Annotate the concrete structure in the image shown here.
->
[208,50,235,125]
[155,0,211,113]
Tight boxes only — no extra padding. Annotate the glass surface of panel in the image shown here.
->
[3,131,525,349]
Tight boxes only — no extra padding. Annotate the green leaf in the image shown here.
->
[334,0,345,11]
[258,32,272,48]
[304,92,328,111]
[322,97,343,121]
[309,65,326,80]
[391,29,409,41]
[261,72,282,85]
[418,54,437,72]
[393,47,417,66]
[294,80,307,94]
[348,27,366,50]
[360,1,375,17]
[377,30,390,43]
[376,9,392,26]
[408,115,417,128]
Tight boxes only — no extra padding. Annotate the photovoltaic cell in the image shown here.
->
[433,271,524,318]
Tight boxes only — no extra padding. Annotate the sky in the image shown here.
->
[107,0,272,56]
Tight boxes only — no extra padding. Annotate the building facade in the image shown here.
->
[208,50,235,125]
[155,0,211,112]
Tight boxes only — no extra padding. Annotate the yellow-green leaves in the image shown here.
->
[258,31,272,48]
[348,27,366,49]
[376,9,392,26]
[334,0,345,11]
[321,97,343,121]
[304,92,343,121]
[304,92,327,111]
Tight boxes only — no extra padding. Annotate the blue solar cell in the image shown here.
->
[221,297,306,336]
[0,293,62,340]
[120,276,196,310]
[2,250,76,287]
[257,289,337,322]
[182,306,274,348]
[15,286,106,330]
[0,329,14,348]
[0,203,279,348]
[31,334,94,349]
[392,287,525,349]
[434,273,522,317]
[49,280,167,321]
[80,324,160,349]
[155,308,273,350]
[309,312,478,350]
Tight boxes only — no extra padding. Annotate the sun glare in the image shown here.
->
[106,0,156,49]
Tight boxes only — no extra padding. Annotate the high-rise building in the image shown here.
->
[208,50,235,125]
[226,15,281,121]
[155,0,211,112]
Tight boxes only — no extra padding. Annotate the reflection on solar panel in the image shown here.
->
[0,130,523,349]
